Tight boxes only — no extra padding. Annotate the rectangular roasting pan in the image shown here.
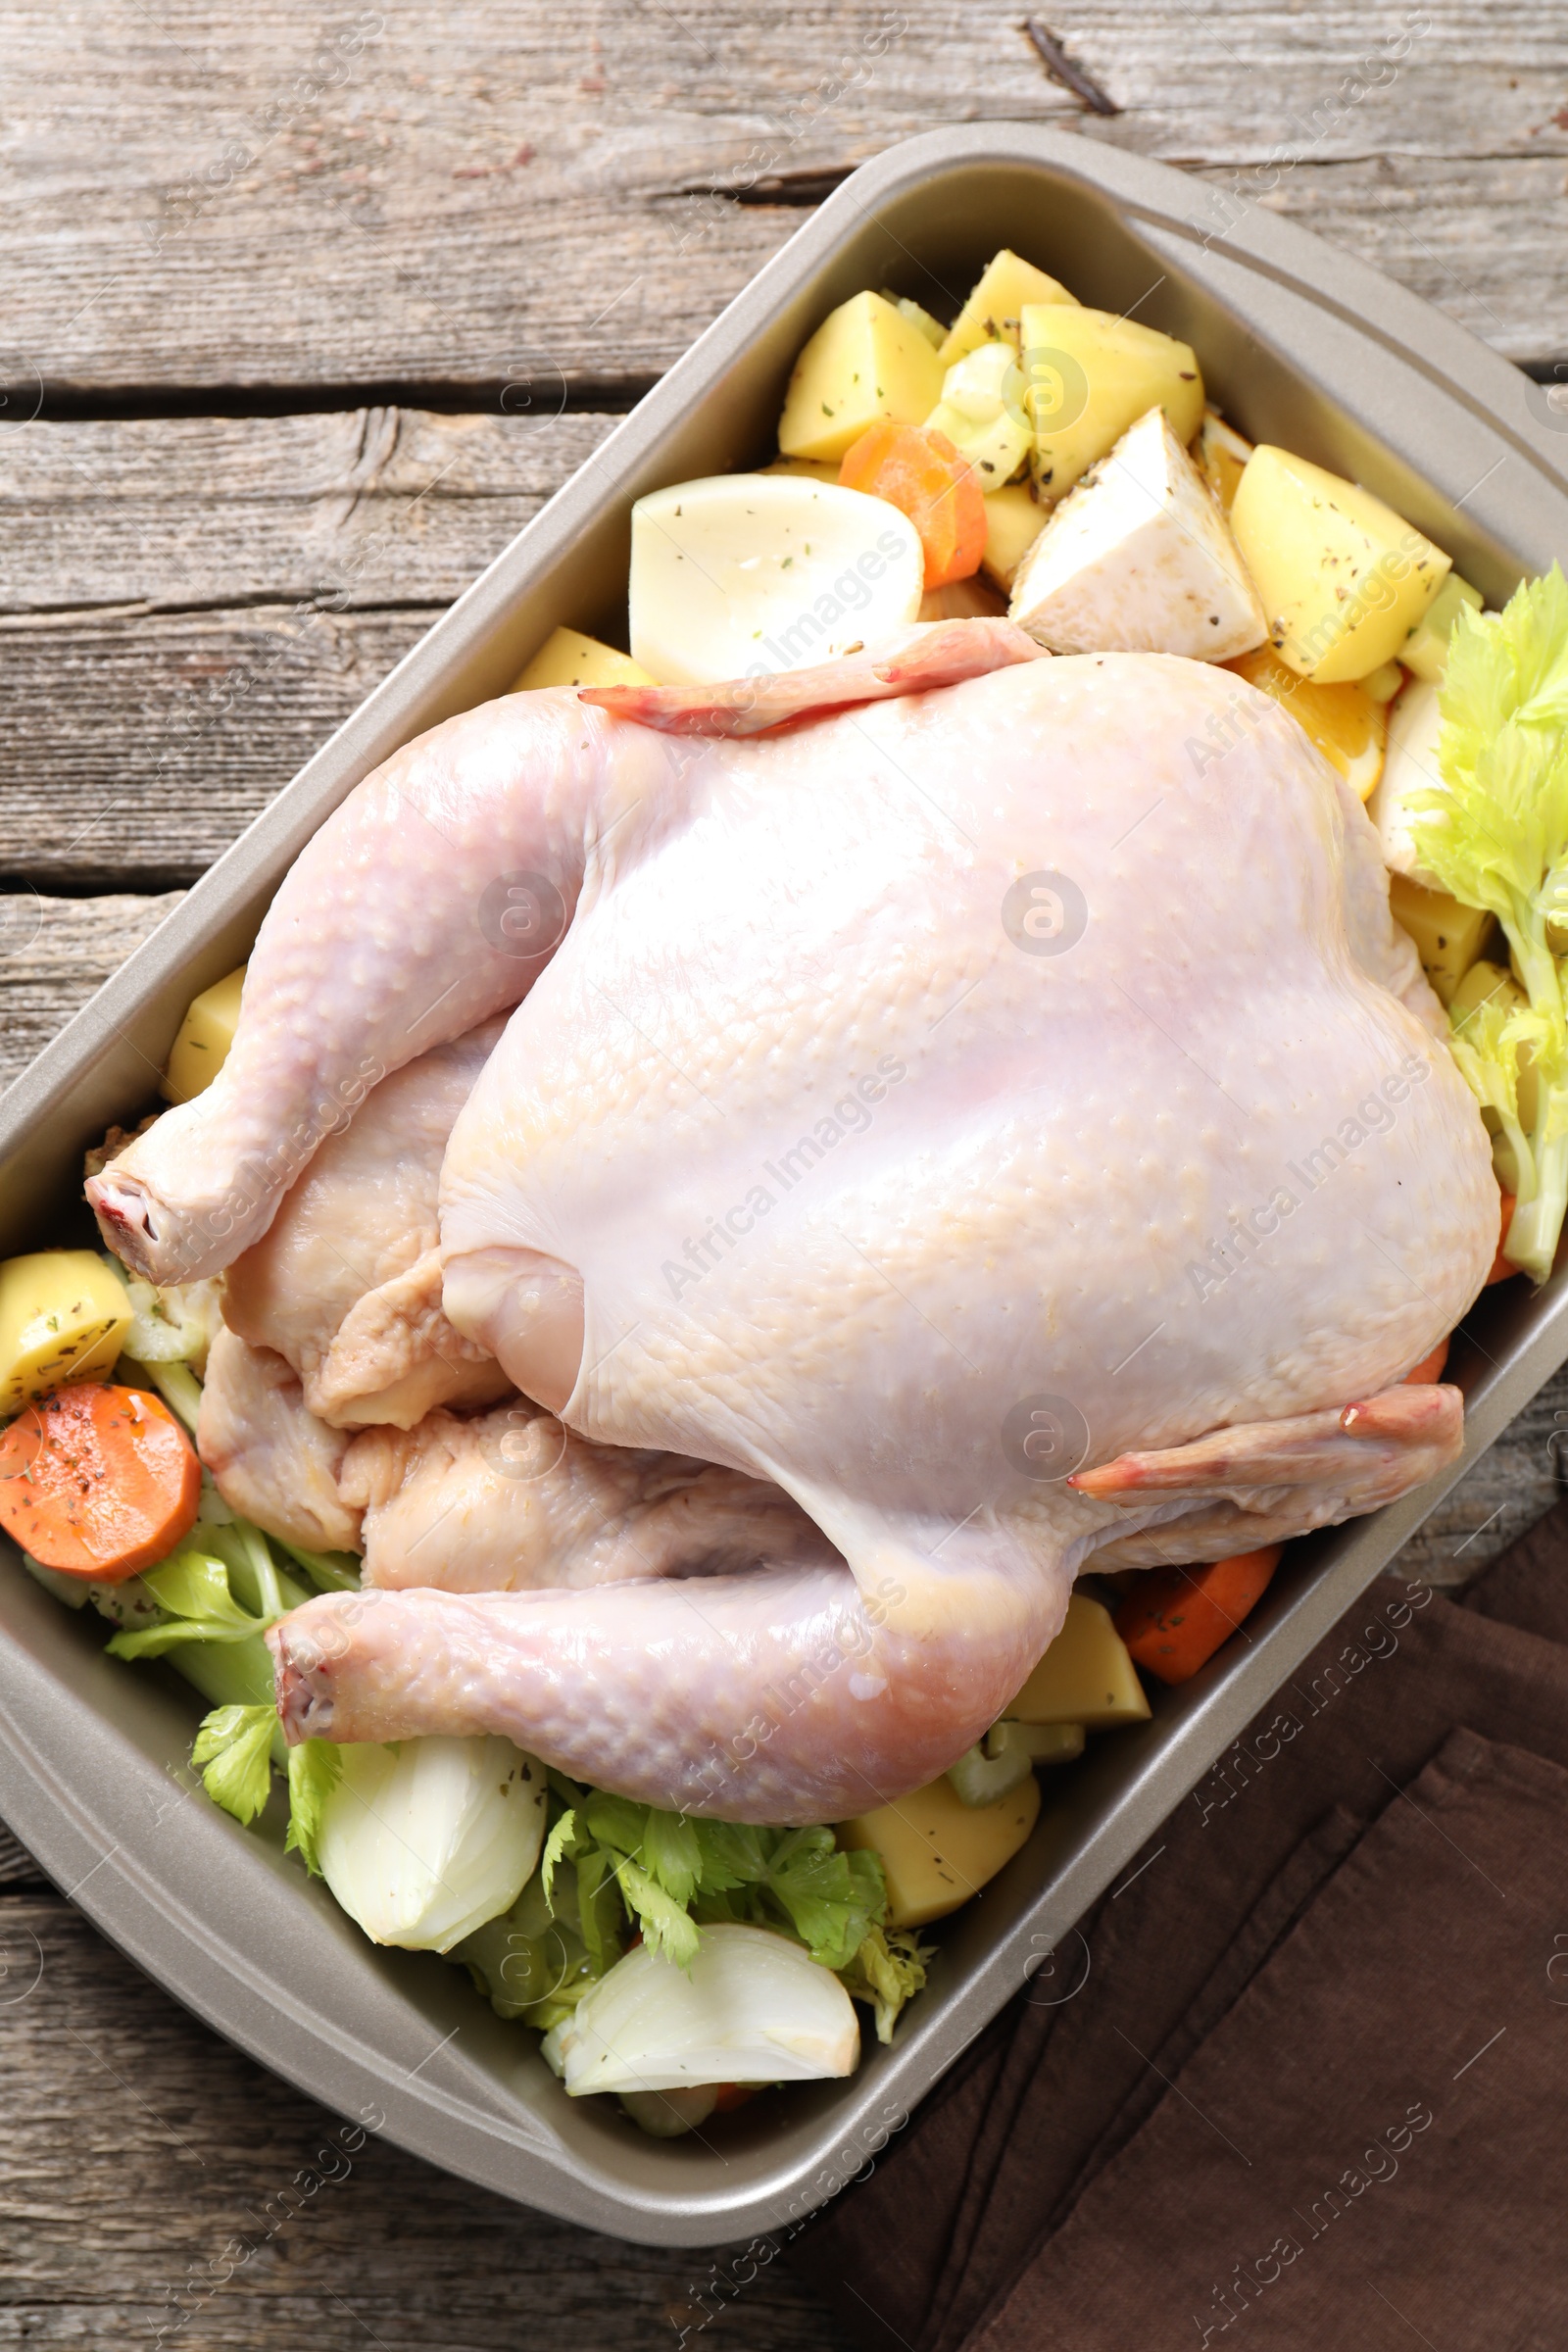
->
[5,124,1568,2248]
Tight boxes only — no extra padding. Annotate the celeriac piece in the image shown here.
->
[1009,406,1266,661]
[1226,644,1387,802]
[938,248,1078,368]
[1228,446,1451,682]
[317,1736,546,1952]
[512,625,655,693]
[1005,1592,1151,1728]
[0,1250,132,1416]
[1196,409,1253,514]
[1020,304,1205,504]
[544,1923,859,2093]
[923,340,1032,487]
[981,480,1046,590]
[1400,571,1484,682]
[777,291,946,464]
[627,474,923,685]
[1388,870,1494,1007]
[1365,677,1445,879]
[162,965,247,1105]
[838,1771,1041,1928]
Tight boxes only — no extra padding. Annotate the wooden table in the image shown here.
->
[3,4,1565,2341]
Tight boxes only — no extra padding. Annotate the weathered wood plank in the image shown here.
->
[0,411,615,887]
[0,892,184,1090]
[0,1894,850,2350]
[3,1,1566,405]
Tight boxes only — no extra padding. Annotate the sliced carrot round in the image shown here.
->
[1113,1546,1282,1688]
[839,422,987,589]
[0,1383,200,1582]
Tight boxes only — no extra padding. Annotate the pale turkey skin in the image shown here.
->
[79,615,1496,1815]
[249,649,1494,1817]
[222,1018,511,1429]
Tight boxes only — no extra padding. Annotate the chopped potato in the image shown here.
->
[1005,1592,1151,1728]
[1020,305,1205,505]
[1196,409,1253,514]
[1388,871,1495,1007]
[1010,406,1266,662]
[162,965,247,1105]
[1399,571,1484,683]
[777,291,946,465]
[512,625,656,693]
[981,480,1046,591]
[938,249,1078,368]
[838,1771,1041,1928]
[1226,644,1387,802]
[0,1250,132,1416]
[1228,446,1451,683]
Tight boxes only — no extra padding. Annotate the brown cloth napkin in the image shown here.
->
[791,1534,1568,2352]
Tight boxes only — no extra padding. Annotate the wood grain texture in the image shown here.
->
[0,1893,854,2351]
[0,892,185,1088]
[0,411,614,886]
[2,1,1566,405]
[4,5,1566,2335]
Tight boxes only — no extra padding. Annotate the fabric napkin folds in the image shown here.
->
[792,1521,1568,2352]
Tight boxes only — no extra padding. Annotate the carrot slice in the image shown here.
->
[0,1382,200,1582]
[1113,1546,1282,1688]
[710,2082,760,2112]
[1403,1336,1449,1385]
[839,422,987,589]
[1486,1190,1520,1285]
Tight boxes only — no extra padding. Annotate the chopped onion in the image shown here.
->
[543,1923,859,2096]
[317,1737,545,1953]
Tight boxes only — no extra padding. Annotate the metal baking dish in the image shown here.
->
[4,123,1568,2248]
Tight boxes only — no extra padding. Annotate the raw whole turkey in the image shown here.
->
[88,619,1496,1820]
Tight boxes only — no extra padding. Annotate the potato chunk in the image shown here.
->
[162,964,247,1105]
[838,1771,1041,1929]
[1020,304,1205,505]
[938,248,1078,368]
[0,1250,132,1416]
[1228,446,1451,682]
[1010,407,1266,661]
[1005,1592,1151,1728]
[777,291,946,464]
[1388,871,1494,1007]
[512,626,656,692]
[980,480,1046,591]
